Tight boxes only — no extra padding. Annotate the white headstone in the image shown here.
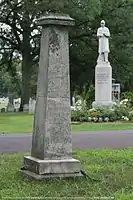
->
[29,98,36,113]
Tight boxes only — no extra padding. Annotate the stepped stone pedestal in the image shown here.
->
[92,62,114,109]
[21,13,82,180]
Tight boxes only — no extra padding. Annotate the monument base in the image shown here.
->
[21,170,83,180]
[92,101,115,109]
[21,156,82,180]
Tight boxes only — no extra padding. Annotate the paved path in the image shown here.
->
[0,130,133,154]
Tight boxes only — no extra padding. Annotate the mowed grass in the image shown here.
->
[1,149,133,199]
[0,113,133,133]
[0,113,33,133]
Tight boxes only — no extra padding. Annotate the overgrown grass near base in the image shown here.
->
[1,149,133,199]
[0,113,133,133]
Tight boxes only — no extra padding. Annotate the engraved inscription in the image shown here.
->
[49,28,60,53]
[96,72,109,84]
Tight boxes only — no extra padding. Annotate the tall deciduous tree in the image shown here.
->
[0,0,100,109]
[1,0,133,108]
[0,0,40,110]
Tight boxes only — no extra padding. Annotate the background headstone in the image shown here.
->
[7,95,14,112]
[29,98,36,114]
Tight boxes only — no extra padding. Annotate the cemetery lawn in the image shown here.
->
[0,113,133,133]
[1,149,133,199]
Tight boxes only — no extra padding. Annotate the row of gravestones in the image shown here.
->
[0,97,36,113]
[0,97,77,113]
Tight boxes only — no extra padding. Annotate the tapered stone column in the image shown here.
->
[21,13,82,179]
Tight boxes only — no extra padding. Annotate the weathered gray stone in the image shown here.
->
[23,156,81,175]
[92,101,115,109]
[37,13,75,26]
[21,13,82,179]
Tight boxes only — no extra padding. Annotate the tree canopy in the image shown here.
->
[0,0,133,107]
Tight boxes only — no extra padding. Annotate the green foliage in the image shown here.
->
[1,149,133,198]
[128,111,133,121]
[71,109,89,122]
[121,92,133,107]
[0,68,20,97]
[71,104,132,122]
[89,108,118,122]
[1,0,133,104]
[84,85,95,109]
[99,109,117,122]
[114,104,130,120]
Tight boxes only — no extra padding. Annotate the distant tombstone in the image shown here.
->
[72,97,75,105]
[23,104,29,112]
[29,98,36,113]
[7,102,14,112]
[14,98,21,112]
[7,95,14,112]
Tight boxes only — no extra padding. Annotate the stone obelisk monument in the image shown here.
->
[92,20,114,109]
[21,13,82,179]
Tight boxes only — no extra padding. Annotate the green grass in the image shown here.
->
[72,122,133,132]
[0,113,133,133]
[1,149,133,199]
[0,113,33,133]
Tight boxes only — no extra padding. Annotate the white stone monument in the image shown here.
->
[29,98,36,114]
[92,20,114,109]
[21,13,82,179]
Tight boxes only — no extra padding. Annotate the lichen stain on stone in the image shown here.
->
[49,28,60,53]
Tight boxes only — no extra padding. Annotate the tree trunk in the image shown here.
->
[18,10,33,112]
[19,53,32,111]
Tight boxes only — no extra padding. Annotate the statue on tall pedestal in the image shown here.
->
[97,20,110,63]
[92,20,114,109]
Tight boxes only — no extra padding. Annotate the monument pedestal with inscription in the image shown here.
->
[21,13,82,180]
[92,62,114,109]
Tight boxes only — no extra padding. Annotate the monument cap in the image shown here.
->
[37,13,75,26]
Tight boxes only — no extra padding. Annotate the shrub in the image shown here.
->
[74,97,86,111]
[128,111,133,121]
[121,92,133,107]
[71,109,89,122]
[114,104,130,120]
[89,108,101,118]
[71,104,132,122]
[85,85,95,109]
[100,109,117,122]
